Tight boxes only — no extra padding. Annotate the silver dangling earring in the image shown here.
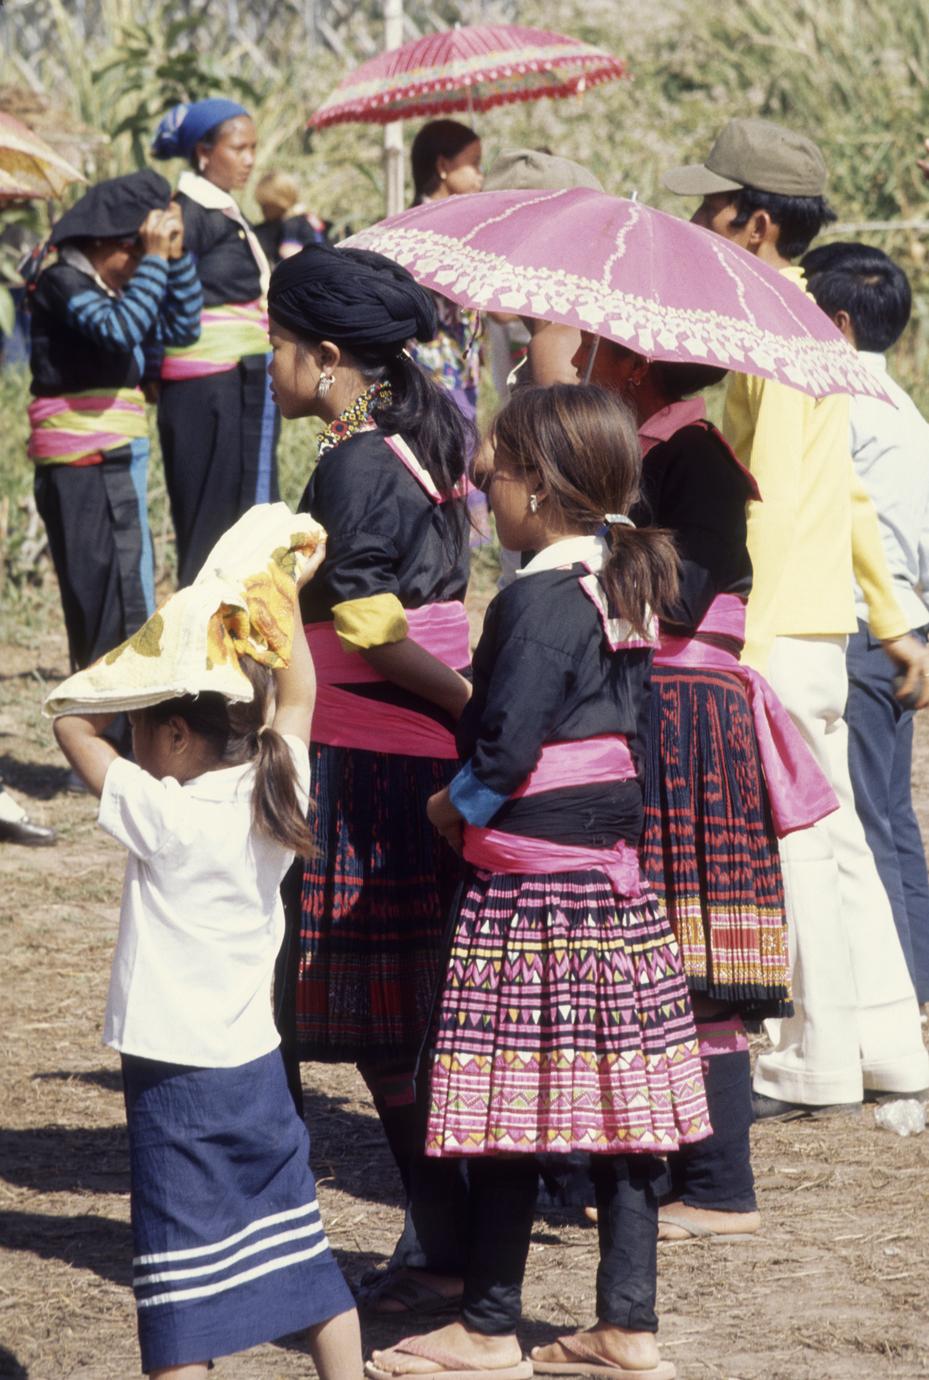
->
[316,372,334,399]
[529,493,538,514]
[198,158,207,173]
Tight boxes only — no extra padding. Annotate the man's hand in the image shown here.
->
[882,632,929,709]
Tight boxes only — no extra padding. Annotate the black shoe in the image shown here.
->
[752,1092,860,1122]
[0,816,58,847]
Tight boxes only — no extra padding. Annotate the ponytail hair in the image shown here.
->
[138,655,314,856]
[492,384,679,638]
[326,339,473,500]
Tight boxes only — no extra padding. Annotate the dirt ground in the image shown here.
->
[3,614,929,1380]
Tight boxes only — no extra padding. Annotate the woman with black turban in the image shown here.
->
[151,97,279,585]
[269,242,472,1309]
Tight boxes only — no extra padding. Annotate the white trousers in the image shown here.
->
[753,635,929,1104]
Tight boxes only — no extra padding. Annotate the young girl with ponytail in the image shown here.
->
[368,384,710,1380]
[52,564,361,1380]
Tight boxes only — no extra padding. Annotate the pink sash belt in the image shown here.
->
[463,825,644,901]
[655,597,838,837]
[511,735,635,798]
[305,601,469,758]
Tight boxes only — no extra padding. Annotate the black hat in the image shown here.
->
[268,243,437,353]
[50,170,172,245]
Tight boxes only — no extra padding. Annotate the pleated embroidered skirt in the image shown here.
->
[122,1048,353,1372]
[294,743,461,1061]
[641,665,792,1021]
[424,865,711,1158]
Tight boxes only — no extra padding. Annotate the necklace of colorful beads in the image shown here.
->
[317,379,393,457]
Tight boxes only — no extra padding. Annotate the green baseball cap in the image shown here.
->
[663,117,828,197]
[483,148,603,194]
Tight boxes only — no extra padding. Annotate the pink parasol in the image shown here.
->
[343,187,888,401]
[309,24,627,129]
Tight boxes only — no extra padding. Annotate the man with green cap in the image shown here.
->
[664,118,929,1123]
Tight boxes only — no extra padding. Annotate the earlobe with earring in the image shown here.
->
[316,372,334,399]
[529,493,538,514]
[198,159,207,173]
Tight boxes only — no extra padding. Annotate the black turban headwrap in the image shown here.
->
[267,243,438,356]
[51,170,172,245]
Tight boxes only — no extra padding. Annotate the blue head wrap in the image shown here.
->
[151,98,249,160]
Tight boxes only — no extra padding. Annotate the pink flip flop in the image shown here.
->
[531,1335,676,1378]
[365,1334,533,1380]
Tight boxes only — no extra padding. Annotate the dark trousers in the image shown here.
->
[158,355,280,587]
[666,1048,756,1212]
[34,444,153,671]
[460,1154,666,1337]
[846,621,929,1004]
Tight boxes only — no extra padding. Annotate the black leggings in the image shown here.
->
[460,1153,668,1337]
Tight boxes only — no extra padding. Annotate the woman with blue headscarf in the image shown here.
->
[152,97,279,585]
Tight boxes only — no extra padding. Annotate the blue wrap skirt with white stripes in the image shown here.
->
[122,1048,353,1373]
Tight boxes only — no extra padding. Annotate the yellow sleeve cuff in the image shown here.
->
[332,593,409,651]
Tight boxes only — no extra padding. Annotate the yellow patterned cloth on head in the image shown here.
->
[43,502,325,717]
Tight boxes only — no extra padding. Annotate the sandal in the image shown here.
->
[366,1334,532,1379]
[531,1335,675,1378]
[658,1208,760,1245]
[358,1269,464,1317]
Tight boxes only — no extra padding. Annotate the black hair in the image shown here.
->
[649,361,729,399]
[800,241,912,352]
[493,384,680,638]
[410,119,480,204]
[345,341,474,503]
[139,655,313,855]
[728,186,837,260]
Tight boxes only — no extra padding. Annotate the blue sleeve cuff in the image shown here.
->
[448,761,508,827]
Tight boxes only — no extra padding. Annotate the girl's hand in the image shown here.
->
[427,787,464,854]
[163,200,185,259]
[139,209,176,261]
[296,537,327,591]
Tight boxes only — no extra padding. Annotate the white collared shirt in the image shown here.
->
[99,738,309,1068]
[850,352,929,630]
[516,534,610,578]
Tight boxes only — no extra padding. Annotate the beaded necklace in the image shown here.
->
[317,379,392,458]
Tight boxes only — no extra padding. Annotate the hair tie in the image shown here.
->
[604,513,635,528]
[257,724,269,738]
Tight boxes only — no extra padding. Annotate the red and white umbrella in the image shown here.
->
[309,23,627,129]
[343,188,888,401]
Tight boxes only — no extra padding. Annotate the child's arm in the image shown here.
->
[54,713,119,798]
[272,543,326,743]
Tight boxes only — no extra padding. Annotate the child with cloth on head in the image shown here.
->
[368,385,711,1380]
[47,509,361,1380]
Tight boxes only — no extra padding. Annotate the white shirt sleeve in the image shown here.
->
[98,758,181,860]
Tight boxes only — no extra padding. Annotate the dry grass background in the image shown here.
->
[2,587,929,1380]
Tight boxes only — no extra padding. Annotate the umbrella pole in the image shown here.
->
[383,0,405,217]
[582,336,601,384]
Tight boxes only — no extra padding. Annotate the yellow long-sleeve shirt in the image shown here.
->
[722,265,907,673]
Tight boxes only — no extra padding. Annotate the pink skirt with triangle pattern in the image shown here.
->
[425,866,711,1157]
